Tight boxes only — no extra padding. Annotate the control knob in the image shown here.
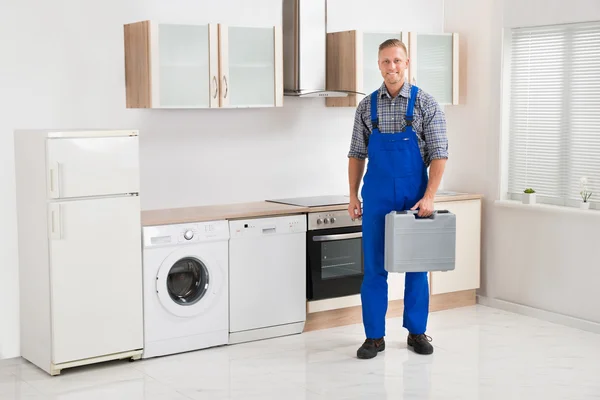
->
[330,217,336,223]
[317,219,323,225]
[184,230,194,240]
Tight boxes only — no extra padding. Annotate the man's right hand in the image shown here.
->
[348,197,362,220]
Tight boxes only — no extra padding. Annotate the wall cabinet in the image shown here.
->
[124,21,283,109]
[430,199,481,295]
[325,30,459,107]
[326,30,408,107]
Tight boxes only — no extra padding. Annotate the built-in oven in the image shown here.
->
[306,209,363,300]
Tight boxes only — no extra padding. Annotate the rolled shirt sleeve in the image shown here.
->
[418,91,448,163]
[347,99,369,160]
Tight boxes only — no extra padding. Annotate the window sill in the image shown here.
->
[494,200,600,217]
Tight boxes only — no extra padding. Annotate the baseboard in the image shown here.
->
[477,295,600,335]
[304,289,476,332]
[50,349,143,376]
[229,322,305,345]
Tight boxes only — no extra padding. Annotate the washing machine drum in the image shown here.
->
[167,258,209,306]
[156,253,221,318]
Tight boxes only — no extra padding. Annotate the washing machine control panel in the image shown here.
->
[142,220,229,247]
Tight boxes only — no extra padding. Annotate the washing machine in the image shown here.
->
[141,220,229,359]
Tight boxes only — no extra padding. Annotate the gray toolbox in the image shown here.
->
[384,210,456,273]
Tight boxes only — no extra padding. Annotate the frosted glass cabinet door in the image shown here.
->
[153,23,219,108]
[408,33,459,105]
[219,25,283,108]
[362,32,402,94]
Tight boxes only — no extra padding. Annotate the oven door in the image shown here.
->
[307,225,363,300]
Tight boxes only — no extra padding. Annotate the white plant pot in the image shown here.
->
[580,202,590,210]
[522,193,536,204]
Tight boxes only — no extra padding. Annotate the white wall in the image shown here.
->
[443,0,600,324]
[327,0,444,33]
[442,0,503,297]
[0,0,444,358]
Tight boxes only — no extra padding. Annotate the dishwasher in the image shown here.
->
[228,214,307,344]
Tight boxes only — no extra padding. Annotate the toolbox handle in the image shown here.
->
[401,210,449,219]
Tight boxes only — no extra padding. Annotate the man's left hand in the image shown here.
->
[410,195,435,217]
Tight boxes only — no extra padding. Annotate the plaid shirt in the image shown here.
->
[348,82,448,166]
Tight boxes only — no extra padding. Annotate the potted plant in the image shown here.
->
[522,188,536,204]
[580,177,592,209]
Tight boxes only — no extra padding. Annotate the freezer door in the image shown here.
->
[48,195,143,364]
[47,136,139,199]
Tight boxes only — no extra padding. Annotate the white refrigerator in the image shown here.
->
[14,129,144,375]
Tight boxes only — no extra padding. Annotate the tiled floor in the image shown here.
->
[2,305,600,399]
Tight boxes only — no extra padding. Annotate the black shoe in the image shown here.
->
[357,338,385,359]
[407,333,434,355]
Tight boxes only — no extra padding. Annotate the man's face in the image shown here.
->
[378,46,409,85]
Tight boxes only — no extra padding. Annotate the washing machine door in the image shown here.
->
[156,247,222,318]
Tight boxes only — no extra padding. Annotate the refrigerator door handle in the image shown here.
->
[48,162,61,198]
[50,204,62,240]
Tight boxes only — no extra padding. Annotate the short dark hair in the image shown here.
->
[378,39,408,57]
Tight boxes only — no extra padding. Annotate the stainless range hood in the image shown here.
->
[282,0,363,98]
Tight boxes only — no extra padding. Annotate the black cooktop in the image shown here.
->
[266,195,352,207]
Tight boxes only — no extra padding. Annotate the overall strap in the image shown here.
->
[370,90,379,130]
[405,85,419,126]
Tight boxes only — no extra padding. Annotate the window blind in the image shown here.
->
[507,22,600,207]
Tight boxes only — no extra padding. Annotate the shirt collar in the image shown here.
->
[379,81,411,99]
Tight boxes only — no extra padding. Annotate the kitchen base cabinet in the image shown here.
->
[431,199,481,295]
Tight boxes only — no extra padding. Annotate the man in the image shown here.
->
[347,38,448,359]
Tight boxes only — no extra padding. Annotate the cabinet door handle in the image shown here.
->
[223,75,228,99]
[212,76,218,99]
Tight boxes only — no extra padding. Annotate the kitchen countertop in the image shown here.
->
[141,192,483,227]
[141,201,307,227]
[308,192,482,213]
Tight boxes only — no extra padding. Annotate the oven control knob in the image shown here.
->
[330,217,336,223]
[184,230,194,240]
[317,219,323,225]
[323,218,329,224]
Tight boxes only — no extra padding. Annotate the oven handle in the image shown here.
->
[312,232,362,242]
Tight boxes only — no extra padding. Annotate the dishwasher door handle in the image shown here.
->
[262,225,277,234]
[313,232,362,242]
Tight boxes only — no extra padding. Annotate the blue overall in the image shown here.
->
[360,85,430,339]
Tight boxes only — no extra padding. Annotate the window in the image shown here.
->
[505,21,600,208]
